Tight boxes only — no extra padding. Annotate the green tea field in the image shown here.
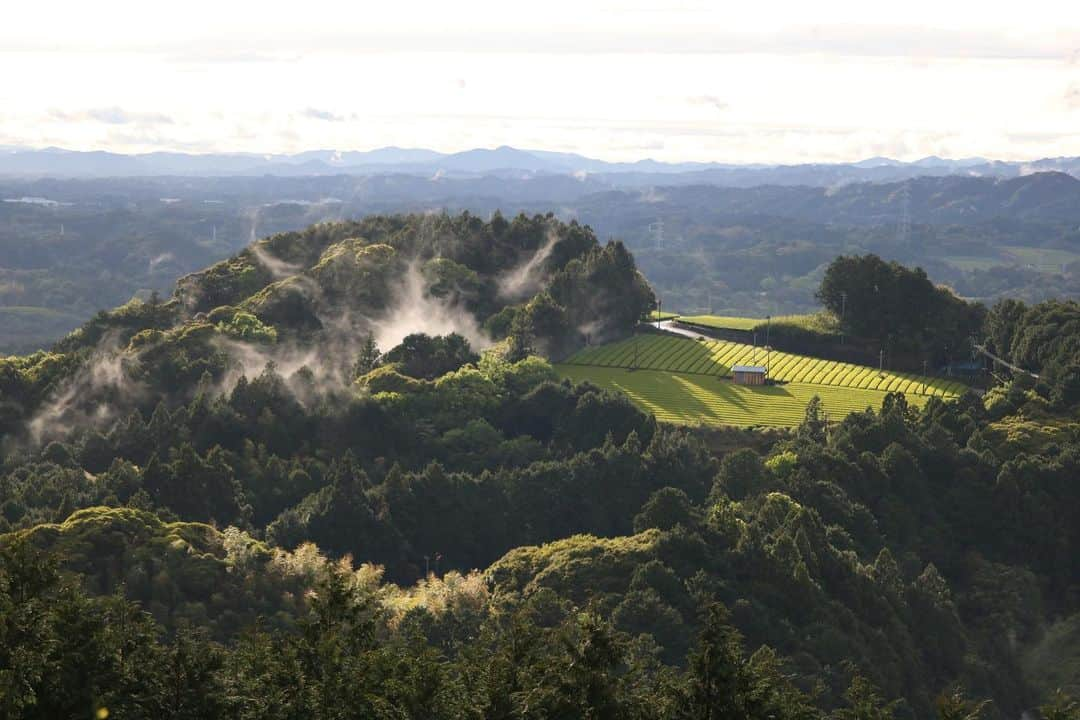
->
[677,315,760,331]
[557,333,966,428]
[557,365,938,427]
[677,313,837,334]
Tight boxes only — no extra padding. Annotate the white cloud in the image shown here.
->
[1,1,1079,162]
[300,107,346,122]
[49,106,174,126]
[686,95,729,112]
[1067,85,1080,110]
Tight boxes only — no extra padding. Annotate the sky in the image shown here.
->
[2,0,1079,164]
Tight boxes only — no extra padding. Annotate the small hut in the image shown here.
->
[732,365,767,386]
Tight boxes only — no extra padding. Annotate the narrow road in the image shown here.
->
[653,320,710,340]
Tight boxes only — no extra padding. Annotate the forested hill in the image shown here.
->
[0,212,652,442]
[1,214,1079,720]
[3,172,1078,352]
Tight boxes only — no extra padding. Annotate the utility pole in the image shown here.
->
[765,315,771,380]
[656,296,662,329]
[839,291,847,346]
[879,348,884,374]
[922,360,928,393]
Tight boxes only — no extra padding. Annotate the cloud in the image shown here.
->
[610,139,666,152]
[163,26,1078,61]
[48,106,174,126]
[1006,130,1080,144]
[165,50,303,65]
[301,107,346,122]
[1067,84,1080,109]
[686,94,729,112]
[7,21,1074,61]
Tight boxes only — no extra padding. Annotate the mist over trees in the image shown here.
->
[3,172,1079,354]
[1,212,1079,719]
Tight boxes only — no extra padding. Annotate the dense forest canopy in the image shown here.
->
[1,213,1079,719]
[0,212,653,442]
[3,173,1078,353]
[817,254,985,364]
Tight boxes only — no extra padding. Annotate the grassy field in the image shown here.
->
[557,333,965,428]
[645,310,681,321]
[678,313,836,334]
[1004,246,1080,270]
[941,255,1004,272]
[557,365,938,428]
[678,315,759,331]
[564,334,965,397]
[942,246,1079,273]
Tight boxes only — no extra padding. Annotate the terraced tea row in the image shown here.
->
[556,366,933,428]
[677,313,830,333]
[565,334,965,398]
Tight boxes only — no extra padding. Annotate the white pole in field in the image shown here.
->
[840,291,847,346]
[766,315,771,379]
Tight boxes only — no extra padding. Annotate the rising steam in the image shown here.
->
[371,262,489,351]
[249,242,301,279]
[26,333,145,445]
[497,230,559,301]
[17,228,503,448]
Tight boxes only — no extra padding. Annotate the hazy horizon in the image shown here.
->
[0,141,1031,166]
[2,0,1079,164]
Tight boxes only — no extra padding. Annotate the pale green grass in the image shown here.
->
[556,365,935,428]
[678,315,759,331]
[942,246,1079,273]
[565,334,965,398]
[1003,246,1080,269]
[678,313,836,334]
[941,256,1003,272]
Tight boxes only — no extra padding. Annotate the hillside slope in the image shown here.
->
[1,217,1078,719]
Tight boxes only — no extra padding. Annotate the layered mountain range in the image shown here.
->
[4,144,1080,186]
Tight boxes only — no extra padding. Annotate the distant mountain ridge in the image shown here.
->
[3,144,1080,186]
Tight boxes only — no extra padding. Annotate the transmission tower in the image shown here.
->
[897,180,911,248]
[648,218,665,250]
